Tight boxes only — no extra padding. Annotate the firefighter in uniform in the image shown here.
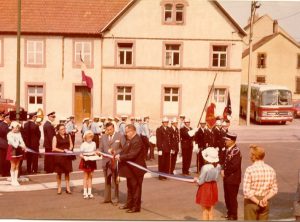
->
[213,120,226,166]
[118,115,127,135]
[43,112,56,173]
[180,118,194,176]
[221,132,242,221]
[156,117,171,180]
[90,116,101,148]
[169,117,179,174]
[194,120,207,173]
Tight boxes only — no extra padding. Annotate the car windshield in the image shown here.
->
[261,90,292,106]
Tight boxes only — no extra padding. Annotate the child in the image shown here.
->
[194,147,221,220]
[6,121,26,186]
[79,130,97,199]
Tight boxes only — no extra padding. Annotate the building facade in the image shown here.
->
[0,0,245,126]
[242,15,300,100]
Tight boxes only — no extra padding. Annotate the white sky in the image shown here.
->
[219,1,300,41]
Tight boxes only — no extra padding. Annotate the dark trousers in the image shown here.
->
[103,168,119,203]
[44,147,54,173]
[126,176,144,210]
[181,145,193,174]
[170,151,178,174]
[158,151,170,178]
[244,197,269,220]
[148,143,155,160]
[70,134,76,148]
[0,148,10,176]
[26,149,39,174]
[141,136,149,160]
[224,182,240,219]
[196,146,205,173]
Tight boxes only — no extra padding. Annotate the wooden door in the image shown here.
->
[75,86,91,122]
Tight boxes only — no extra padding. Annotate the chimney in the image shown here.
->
[273,20,278,33]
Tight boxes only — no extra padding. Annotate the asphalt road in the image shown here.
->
[0,119,300,220]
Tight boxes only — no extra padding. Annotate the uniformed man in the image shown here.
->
[206,123,215,147]
[65,115,78,148]
[221,132,242,221]
[194,120,207,173]
[114,116,120,132]
[90,116,102,148]
[0,113,11,176]
[135,117,143,136]
[81,118,90,138]
[213,120,226,166]
[100,117,106,134]
[130,116,135,125]
[118,115,127,135]
[156,117,171,180]
[43,112,56,173]
[169,117,180,174]
[179,114,185,129]
[180,118,194,175]
[141,116,151,160]
[23,112,41,174]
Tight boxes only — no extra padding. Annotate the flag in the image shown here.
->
[80,57,93,89]
[206,102,216,128]
[223,92,232,121]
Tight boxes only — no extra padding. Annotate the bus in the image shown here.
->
[240,83,293,124]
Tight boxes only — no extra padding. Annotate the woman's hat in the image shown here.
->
[202,147,219,163]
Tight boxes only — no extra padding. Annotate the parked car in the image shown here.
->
[293,100,300,118]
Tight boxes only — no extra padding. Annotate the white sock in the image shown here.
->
[10,171,14,184]
[87,188,92,195]
[15,170,19,184]
[83,188,87,195]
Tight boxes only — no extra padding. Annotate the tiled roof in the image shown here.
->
[0,0,131,36]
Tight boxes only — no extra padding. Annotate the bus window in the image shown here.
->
[261,90,278,106]
[278,90,291,105]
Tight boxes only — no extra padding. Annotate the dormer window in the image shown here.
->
[164,4,173,22]
[162,1,187,25]
[175,4,184,23]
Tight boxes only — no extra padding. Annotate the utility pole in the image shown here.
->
[246,1,260,126]
[16,0,21,121]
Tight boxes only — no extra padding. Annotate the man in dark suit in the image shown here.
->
[99,122,126,205]
[221,132,242,221]
[169,117,179,174]
[43,112,56,173]
[0,113,11,176]
[194,120,207,173]
[156,117,171,180]
[213,120,226,166]
[116,124,147,213]
[23,112,41,174]
[180,118,194,175]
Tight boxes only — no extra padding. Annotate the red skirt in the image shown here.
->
[6,145,24,161]
[79,159,97,172]
[195,181,218,207]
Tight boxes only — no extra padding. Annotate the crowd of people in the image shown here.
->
[0,111,278,220]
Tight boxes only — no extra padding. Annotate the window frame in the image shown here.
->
[115,40,136,67]
[256,75,266,83]
[114,84,135,116]
[210,44,230,68]
[161,85,182,118]
[295,77,300,94]
[161,1,188,25]
[25,83,46,112]
[163,42,183,68]
[257,52,267,68]
[73,39,94,68]
[24,38,46,68]
[0,38,3,67]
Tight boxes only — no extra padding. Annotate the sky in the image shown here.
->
[219,1,300,42]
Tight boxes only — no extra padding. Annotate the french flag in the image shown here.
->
[80,55,93,89]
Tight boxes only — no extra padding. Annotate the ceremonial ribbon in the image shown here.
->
[25,148,195,183]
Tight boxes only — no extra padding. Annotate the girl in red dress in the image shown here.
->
[194,147,221,220]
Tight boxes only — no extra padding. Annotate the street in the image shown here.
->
[0,119,300,220]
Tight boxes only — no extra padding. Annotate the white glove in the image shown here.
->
[171,150,175,154]
[158,150,163,156]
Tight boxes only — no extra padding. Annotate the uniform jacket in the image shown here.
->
[223,144,242,185]
[205,128,215,147]
[195,127,207,148]
[213,126,223,148]
[156,125,171,153]
[118,134,147,178]
[169,126,180,152]
[0,121,9,149]
[180,126,193,148]
[23,120,41,149]
[43,120,55,149]
[99,132,126,168]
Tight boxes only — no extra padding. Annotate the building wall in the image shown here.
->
[242,34,300,100]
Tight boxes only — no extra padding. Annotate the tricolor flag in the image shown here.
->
[223,92,232,121]
[80,55,93,89]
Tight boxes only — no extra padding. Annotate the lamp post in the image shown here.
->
[16,0,21,121]
[246,1,260,126]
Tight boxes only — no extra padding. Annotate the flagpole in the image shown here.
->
[197,72,218,128]
[16,0,21,121]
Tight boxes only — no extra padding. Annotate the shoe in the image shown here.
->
[88,194,94,199]
[102,200,112,204]
[227,216,238,220]
[83,194,89,199]
[57,189,62,195]
[119,204,131,210]
[126,208,140,213]
[66,190,72,194]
